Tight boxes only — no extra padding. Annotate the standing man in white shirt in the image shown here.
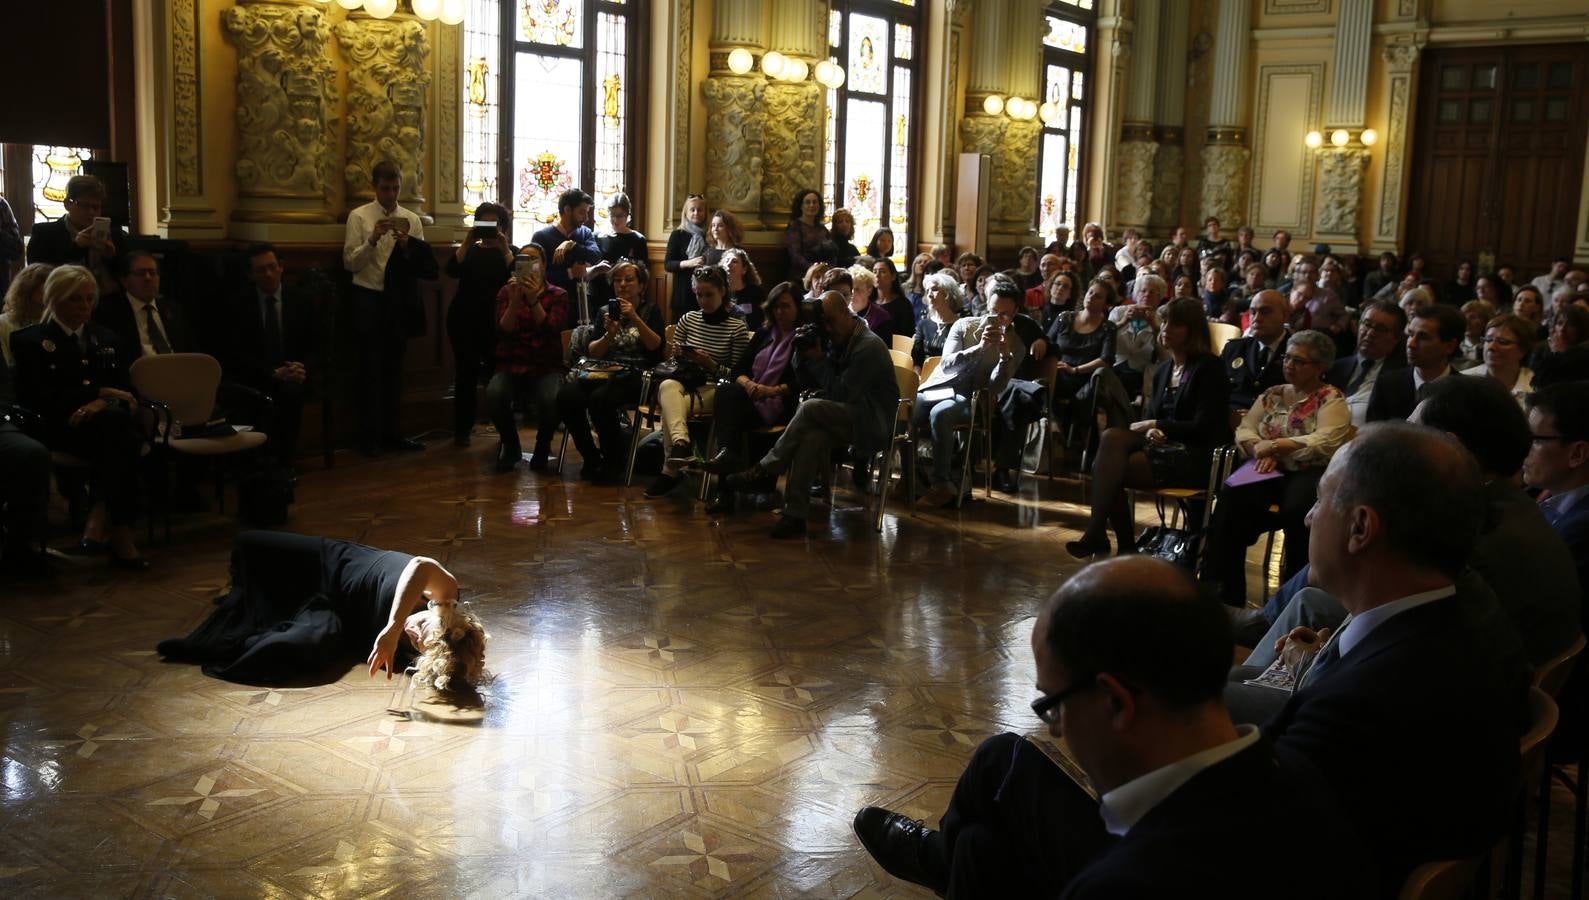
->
[1531,257,1569,299]
[343,160,435,457]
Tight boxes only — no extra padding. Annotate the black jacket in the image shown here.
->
[1219,333,1287,410]
[9,320,135,441]
[1325,352,1406,395]
[375,236,439,338]
[24,218,128,269]
[93,291,199,358]
[1146,352,1233,453]
[223,285,318,392]
[1364,366,1440,423]
[662,229,703,320]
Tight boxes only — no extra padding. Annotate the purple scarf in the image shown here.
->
[751,325,796,424]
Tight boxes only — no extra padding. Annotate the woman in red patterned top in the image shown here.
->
[1202,329,1354,606]
[487,244,569,473]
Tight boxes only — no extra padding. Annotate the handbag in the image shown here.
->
[651,357,711,392]
[1144,439,1200,489]
[1137,495,1202,570]
[568,356,638,383]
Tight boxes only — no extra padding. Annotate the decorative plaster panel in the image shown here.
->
[1264,0,1331,13]
[671,0,693,227]
[336,17,431,206]
[437,23,459,205]
[1114,140,1157,230]
[1315,146,1368,237]
[761,81,822,224]
[702,76,766,218]
[172,0,200,196]
[1150,142,1184,232]
[1248,64,1323,235]
[1201,143,1252,229]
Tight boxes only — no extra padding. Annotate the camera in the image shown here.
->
[792,297,830,355]
[606,299,620,321]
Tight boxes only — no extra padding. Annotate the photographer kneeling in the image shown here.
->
[708,291,898,539]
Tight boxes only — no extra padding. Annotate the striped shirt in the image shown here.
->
[673,310,749,372]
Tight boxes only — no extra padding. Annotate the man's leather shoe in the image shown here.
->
[852,806,947,892]
[701,448,742,476]
[724,465,775,494]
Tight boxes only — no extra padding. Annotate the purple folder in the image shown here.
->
[1225,458,1285,489]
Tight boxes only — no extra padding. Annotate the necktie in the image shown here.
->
[1256,344,1270,372]
[1299,617,1350,689]
[145,304,172,354]
[263,295,284,367]
[1346,359,1374,395]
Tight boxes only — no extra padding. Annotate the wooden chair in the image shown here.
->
[1208,321,1240,356]
[555,329,574,474]
[953,389,995,503]
[1528,634,1585,899]
[920,355,941,385]
[1130,445,1238,577]
[623,370,717,500]
[888,348,913,370]
[891,334,914,356]
[872,363,920,531]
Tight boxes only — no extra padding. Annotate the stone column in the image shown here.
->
[1371,41,1424,252]
[1150,0,1188,233]
[220,1,339,227]
[1312,0,1374,246]
[759,0,824,225]
[704,0,766,226]
[1115,0,1161,233]
[994,0,1044,234]
[164,0,223,237]
[1090,9,1130,240]
[1199,0,1251,229]
[336,10,432,217]
[430,19,465,234]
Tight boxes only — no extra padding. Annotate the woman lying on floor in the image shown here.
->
[157,531,486,691]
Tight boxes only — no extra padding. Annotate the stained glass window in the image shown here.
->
[825,1,921,261]
[468,0,635,244]
[32,146,92,223]
[1036,3,1092,239]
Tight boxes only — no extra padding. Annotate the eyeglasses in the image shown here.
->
[1359,321,1395,335]
[1282,354,1317,366]
[1483,336,1519,347]
[1030,677,1096,724]
[1530,433,1571,444]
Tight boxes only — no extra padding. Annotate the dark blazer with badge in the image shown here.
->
[9,320,135,441]
[1219,333,1288,410]
[93,291,198,358]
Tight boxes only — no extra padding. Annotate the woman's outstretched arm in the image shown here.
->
[367,556,458,678]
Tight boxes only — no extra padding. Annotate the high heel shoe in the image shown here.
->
[1064,535,1110,559]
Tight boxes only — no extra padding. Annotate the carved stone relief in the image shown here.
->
[702,77,766,218]
[994,120,1042,229]
[1376,42,1420,244]
[1115,141,1158,230]
[172,0,201,197]
[221,2,339,207]
[437,23,460,206]
[672,0,694,226]
[760,81,822,223]
[1315,147,1368,236]
[1151,143,1184,232]
[1200,143,1251,229]
[336,17,431,206]
[958,114,1008,157]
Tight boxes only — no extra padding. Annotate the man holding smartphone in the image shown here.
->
[25,174,126,291]
[343,160,436,457]
[445,202,514,446]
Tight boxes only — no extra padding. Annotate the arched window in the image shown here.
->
[461,0,637,242]
[1036,0,1094,239]
[821,0,922,261]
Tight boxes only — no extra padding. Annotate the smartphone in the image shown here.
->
[92,216,111,239]
[512,254,541,281]
[383,217,410,235]
[606,299,620,321]
[470,224,497,241]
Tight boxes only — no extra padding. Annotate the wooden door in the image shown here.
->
[1405,45,1589,280]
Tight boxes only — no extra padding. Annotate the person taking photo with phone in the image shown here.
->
[26,174,127,293]
[446,202,515,447]
[487,245,568,473]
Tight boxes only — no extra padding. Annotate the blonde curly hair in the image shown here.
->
[413,600,488,693]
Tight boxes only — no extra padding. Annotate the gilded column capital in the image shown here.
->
[1381,41,1422,73]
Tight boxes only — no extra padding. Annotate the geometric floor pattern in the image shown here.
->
[0,428,1578,897]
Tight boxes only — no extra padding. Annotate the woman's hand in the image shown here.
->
[617,299,637,322]
[687,348,715,370]
[603,314,622,337]
[69,399,109,427]
[1145,427,1166,444]
[1129,419,1158,435]
[1253,456,1278,474]
[367,624,403,679]
[1056,361,1074,376]
[683,256,705,269]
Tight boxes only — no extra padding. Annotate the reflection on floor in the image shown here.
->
[0,433,1577,897]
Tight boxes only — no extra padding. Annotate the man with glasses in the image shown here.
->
[93,251,196,359]
[1366,304,1461,423]
[850,556,1366,897]
[25,174,127,290]
[1525,383,1589,617]
[1326,300,1407,426]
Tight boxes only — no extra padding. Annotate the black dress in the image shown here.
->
[157,531,416,684]
[1046,312,1117,400]
[444,245,513,440]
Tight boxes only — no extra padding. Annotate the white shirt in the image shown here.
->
[343,200,426,292]
[130,296,172,357]
[1337,585,1456,657]
[1412,364,1450,393]
[1532,274,1564,298]
[1343,357,1385,426]
[1099,725,1261,836]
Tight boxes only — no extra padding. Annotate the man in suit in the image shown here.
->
[1220,289,1289,413]
[850,557,1369,897]
[1251,423,1529,894]
[1365,302,1461,423]
[224,243,316,468]
[24,174,127,291]
[342,159,437,457]
[0,359,51,578]
[1526,382,1589,602]
[1325,300,1406,426]
[92,251,197,358]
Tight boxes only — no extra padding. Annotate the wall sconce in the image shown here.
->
[1011,97,1040,120]
[1306,128,1377,149]
[784,58,809,83]
[815,60,846,89]
[982,94,1005,116]
[761,51,786,79]
[1038,101,1062,126]
[727,48,754,74]
[1304,130,1323,148]
[323,0,464,23]
[1360,128,1379,146]
[1330,129,1350,147]
[740,48,840,85]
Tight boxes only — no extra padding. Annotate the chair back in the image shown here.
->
[1521,686,1559,786]
[889,348,913,370]
[665,323,676,354]
[892,364,919,423]
[920,355,941,384]
[561,328,573,363]
[1208,321,1240,356]
[891,334,914,356]
[1397,858,1483,900]
[130,353,222,427]
[1531,632,1585,698]
[1035,354,1061,394]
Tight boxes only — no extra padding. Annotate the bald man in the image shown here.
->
[1220,289,1290,412]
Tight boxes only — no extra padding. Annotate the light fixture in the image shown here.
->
[761,50,786,79]
[783,58,809,83]
[1330,129,1350,147]
[412,0,440,19]
[1360,128,1379,147]
[982,94,1004,116]
[440,0,465,24]
[727,48,754,75]
[1304,130,1323,148]
[1013,98,1040,120]
[815,60,847,89]
[1039,101,1061,126]
[337,0,363,9]
[365,0,397,17]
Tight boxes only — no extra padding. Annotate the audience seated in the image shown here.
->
[488,244,569,474]
[224,243,316,468]
[1362,251,1399,300]
[24,175,127,291]
[646,265,749,497]
[1219,289,1289,413]
[913,276,1029,508]
[1044,277,1116,430]
[721,248,765,331]
[1205,329,1351,606]
[706,281,801,510]
[1532,257,1571,299]
[1464,311,1536,405]
[872,258,915,340]
[1325,300,1407,426]
[1534,303,1589,386]
[703,208,743,270]
[93,251,197,358]
[556,260,664,482]
[911,271,964,368]
[865,227,896,267]
[445,202,514,447]
[1365,303,1461,423]
[829,209,861,269]
[851,556,1370,897]
[0,359,51,578]
[0,262,51,367]
[1456,298,1495,370]
[1067,298,1233,558]
[713,291,897,539]
[1105,272,1164,400]
[10,265,147,569]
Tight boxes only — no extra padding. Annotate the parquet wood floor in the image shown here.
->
[0,432,1578,898]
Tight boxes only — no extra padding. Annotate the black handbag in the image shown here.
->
[1137,495,1202,569]
[1144,439,1201,489]
[651,357,711,392]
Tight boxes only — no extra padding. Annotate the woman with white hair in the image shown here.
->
[847,263,894,343]
[911,270,965,368]
[9,264,148,568]
[1109,271,1167,398]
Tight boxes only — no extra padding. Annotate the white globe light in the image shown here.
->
[1039,102,1061,125]
[365,0,396,17]
[727,48,754,75]
[982,94,1004,116]
[1360,128,1379,147]
[1304,130,1323,148]
[439,0,465,24]
[1009,98,1031,120]
[336,0,363,9]
[815,60,837,87]
[412,0,440,19]
[783,58,809,83]
[1330,129,1350,147]
[761,51,786,79]
[823,64,845,89]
